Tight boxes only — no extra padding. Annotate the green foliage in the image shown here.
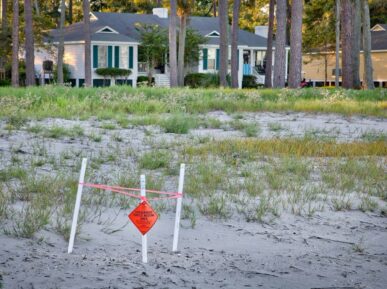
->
[54,63,72,83]
[139,150,171,170]
[161,114,199,134]
[185,73,230,88]
[95,67,131,78]
[137,23,168,68]
[0,86,385,119]
[184,28,208,66]
[242,75,259,89]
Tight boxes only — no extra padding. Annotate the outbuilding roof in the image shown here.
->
[370,25,387,51]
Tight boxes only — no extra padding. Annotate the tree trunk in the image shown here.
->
[361,0,374,89]
[335,0,340,88]
[177,14,187,86]
[213,0,217,17]
[341,0,354,89]
[12,0,19,87]
[1,0,6,32]
[324,51,328,86]
[288,0,303,88]
[33,0,39,16]
[264,0,275,88]
[57,0,66,85]
[69,0,73,24]
[273,0,287,88]
[231,0,240,88]
[83,0,91,87]
[24,0,35,86]
[1,0,7,69]
[169,0,178,87]
[219,0,228,87]
[352,0,361,88]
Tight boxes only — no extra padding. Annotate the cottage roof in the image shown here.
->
[48,12,268,48]
[370,24,387,51]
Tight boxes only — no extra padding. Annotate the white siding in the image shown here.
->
[64,44,85,79]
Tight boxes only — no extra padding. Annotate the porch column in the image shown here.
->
[285,48,289,82]
[250,49,254,70]
[238,48,243,89]
[133,45,138,88]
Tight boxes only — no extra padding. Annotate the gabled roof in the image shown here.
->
[49,12,268,48]
[370,24,387,50]
[371,24,387,32]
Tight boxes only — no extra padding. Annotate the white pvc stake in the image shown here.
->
[140,174,148,263]
[68,158,88,254]
[173,163,185,252]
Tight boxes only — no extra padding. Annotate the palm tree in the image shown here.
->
[24,0,35,86]
[273,0,287,88]
[231,0,240,88]
[288,0,303,88]
[169,0,178,87]
[177,0,191,86]
[341,0,354,89]
[218,0,228,87]
[264,0,275,88]
[83,0,91,87]
[12,0,19,87]
[57,0,66,85]
[361,0,374,89]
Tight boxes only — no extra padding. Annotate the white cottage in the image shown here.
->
[35,8,289,88]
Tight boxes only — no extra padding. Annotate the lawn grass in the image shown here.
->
[0,86,386,119]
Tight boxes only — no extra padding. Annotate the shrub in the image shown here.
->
[161,114,198,134]
[139,150,171,170]
[185,73,209,88]
[137,76,154,86]
[0,79,11,86]
[242,75,258,89]
[54,63,72,83]
[95,68,131,78]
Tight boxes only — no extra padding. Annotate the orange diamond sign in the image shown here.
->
[128,202,158,235]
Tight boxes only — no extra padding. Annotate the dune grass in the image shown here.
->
[0,86,386,119]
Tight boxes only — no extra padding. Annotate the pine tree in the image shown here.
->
[177,0,191,86]
[12,0,19,87]
[335,0,340,87]
[169,0,178,87]
[273,0,287,88]
[231,0,240,88]
[352,0,361,88]
[288,0,303,88]
[57,0,66,85]
[24,0,35,86]
[83,0,91,87]
[264,0,275,88]
[218,0,228,87]
[361,0,374,89]
[341,0,354,89]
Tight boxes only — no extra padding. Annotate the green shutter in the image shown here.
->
[216,48,220,70]
[114,46,120,68]
[108,46,113,68]
[129,46,133,69]
[93,45,98,68]
[202,48,208,70]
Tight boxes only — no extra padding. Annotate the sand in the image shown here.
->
[0,112,386,289]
